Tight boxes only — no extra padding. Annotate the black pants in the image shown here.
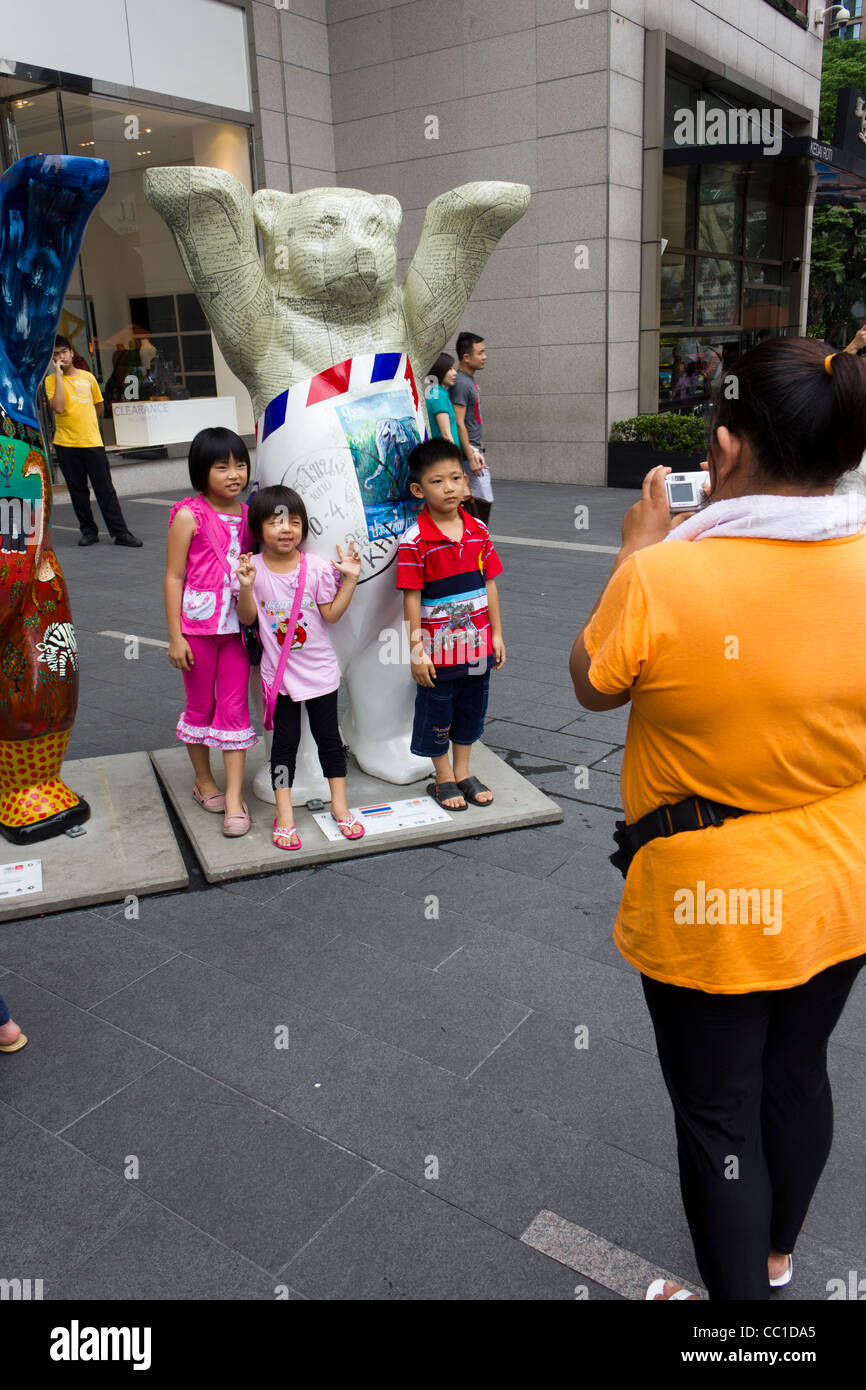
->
[642,952,866,1300]
[55,444,129,539]
[270,689,346,788]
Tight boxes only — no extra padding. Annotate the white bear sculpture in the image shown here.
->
[144,169,529,799]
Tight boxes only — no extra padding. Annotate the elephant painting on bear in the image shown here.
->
[144,167,529,796]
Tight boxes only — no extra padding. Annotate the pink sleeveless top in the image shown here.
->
[169,495,252,637]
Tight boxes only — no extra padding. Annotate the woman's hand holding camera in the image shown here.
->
[621,465,678,554]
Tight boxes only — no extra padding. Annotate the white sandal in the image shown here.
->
[646,1278,699,1300]
[769,1254,793,1288]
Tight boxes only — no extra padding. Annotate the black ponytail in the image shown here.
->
[711,337,866,486]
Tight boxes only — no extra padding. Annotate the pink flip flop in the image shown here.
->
[273,819,301,851]
[331,812,365,840]
[193,785,225,813]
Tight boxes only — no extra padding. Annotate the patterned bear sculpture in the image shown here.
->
[0,155,109,843]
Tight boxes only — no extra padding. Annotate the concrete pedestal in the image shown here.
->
[0,753,188,922]
[150,741,562,884]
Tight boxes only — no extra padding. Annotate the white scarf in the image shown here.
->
[662,493,866,544]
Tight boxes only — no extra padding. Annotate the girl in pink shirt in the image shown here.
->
[165,428,257,837]
[235,485,362,850]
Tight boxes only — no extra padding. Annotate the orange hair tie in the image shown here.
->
[825,354,835,376]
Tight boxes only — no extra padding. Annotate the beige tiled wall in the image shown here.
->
[248,0,335,192]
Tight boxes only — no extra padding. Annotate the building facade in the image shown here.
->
[0,0,825,483]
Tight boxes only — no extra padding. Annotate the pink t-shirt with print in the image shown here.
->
[249,551,342,702]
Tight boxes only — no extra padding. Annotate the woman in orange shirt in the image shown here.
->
[570,337,866,1301]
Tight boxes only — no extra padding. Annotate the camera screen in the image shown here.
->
[669,483,695,502]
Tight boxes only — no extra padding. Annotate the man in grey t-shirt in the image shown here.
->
[450,331,492,524]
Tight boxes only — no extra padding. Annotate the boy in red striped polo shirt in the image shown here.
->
[396,439,506,811]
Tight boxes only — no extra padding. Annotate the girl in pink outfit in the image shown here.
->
[165,427,257,837]
[235,485,362,851]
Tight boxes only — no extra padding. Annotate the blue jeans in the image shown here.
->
[411,669,490,757]
[0,992,10,1026]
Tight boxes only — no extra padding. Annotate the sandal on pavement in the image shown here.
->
[457,776,494,807]
[0,1031,28,1053]
[193,784,225,813]
[426,781,467,811]
[223,801,250,837]
[331,812,365,840]
[770,1254,793,1288]
[646,1279,700,1300]
[273,820,301,851]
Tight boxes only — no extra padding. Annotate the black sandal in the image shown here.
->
[426,781,467,811]
[457,777,494,807]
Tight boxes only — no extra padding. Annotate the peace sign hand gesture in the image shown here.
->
[332,541,362,583]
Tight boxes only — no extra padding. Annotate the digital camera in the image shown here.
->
[665,471,708,512]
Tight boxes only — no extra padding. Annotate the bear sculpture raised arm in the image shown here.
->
[144,168,529,790]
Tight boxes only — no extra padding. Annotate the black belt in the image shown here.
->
[610,796,749,878]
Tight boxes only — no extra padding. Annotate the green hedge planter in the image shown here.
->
[608,414,707,489]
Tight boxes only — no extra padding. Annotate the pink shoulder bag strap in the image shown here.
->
[194,498,249,580]
[262,552,307,731]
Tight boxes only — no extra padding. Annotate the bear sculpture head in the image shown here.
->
[252,187,402,306]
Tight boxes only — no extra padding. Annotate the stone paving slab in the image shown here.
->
[46,1203,286,1301]
[61,1057,378,1275]
[150,739,562,883]
[0,753,187,922]
[520,1210,706,1301]
[282,1171,620,1300]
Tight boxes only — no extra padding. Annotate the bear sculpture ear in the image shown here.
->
[376,194,402,235]
[252,188,288,242]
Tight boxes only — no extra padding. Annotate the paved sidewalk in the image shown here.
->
[1,481,864,1300]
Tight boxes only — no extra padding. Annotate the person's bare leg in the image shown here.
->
[451,742,492,802]
[431,750,465,809]
[0,1019,22,1046]
[187,743,219,798]
[223,749,246,817]
[329,776,350,822]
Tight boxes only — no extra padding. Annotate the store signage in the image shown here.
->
[810,140,834,163]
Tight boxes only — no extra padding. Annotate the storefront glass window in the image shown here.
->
[0,84,254,442]
[660,71,805,414]
[695,257,742,327]
[662,166,696,250]
[660,252,694,326]
[698,165,744,258]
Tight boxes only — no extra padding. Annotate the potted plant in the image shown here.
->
[608,413,707,488]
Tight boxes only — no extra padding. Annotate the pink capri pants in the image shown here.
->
[176,633,257,752]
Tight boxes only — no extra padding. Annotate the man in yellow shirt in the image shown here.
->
[45,337,142,547]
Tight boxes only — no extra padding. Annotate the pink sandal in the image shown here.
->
[273,819,301,851]
[223,801,250,837]
[193,784,225,813]
[331,812,365,840]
